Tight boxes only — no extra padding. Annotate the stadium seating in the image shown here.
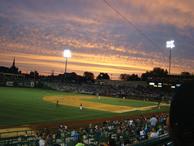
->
[0,114,171,146]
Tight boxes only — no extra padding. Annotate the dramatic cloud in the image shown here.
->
[0,0,194,78]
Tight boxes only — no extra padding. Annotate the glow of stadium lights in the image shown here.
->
[171,85,176,89]
[149,82,155,86]
[63,49,72,74]
[166,40,175,75]
[166,40,175,49]
[176,84,181,87]
[158,83,162,88]
[63,49,72,58]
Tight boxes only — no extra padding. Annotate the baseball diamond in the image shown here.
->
[0,87,169,128]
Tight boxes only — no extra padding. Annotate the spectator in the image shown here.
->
[149,128,159,139]
[150,115,158,128]
[139,128,146,140]
[169,80,194,146]
[75,138,85,146]
[39,136,45,146]
[45,134,52,146]
[71,129,79,141]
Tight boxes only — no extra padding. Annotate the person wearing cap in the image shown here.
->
[169,80,194,146]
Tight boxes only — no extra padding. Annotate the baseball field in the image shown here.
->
[0,87,169,128]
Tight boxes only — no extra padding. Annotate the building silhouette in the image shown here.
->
[0,58,20,74]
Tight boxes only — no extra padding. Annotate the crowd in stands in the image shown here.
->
[35,113,168,146]
[43,81,173,101]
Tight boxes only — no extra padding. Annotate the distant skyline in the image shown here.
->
[0,0,194,79]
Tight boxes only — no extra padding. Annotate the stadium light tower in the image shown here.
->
[166,40,175,75]
[63,49,72,74]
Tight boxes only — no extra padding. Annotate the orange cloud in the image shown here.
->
[0,48,191,79]
[0,0,194,79]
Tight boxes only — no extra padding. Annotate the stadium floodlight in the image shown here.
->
[166,40,175,49]
[63,49,72,74]
[63,49,72,58]
[166,40,175,75]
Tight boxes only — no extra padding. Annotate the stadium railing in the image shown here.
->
[132,134,172,146]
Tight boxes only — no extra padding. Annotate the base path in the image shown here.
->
[43,95,161,113]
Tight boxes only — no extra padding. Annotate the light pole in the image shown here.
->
[166,40,175,75]
[63,49,72,74]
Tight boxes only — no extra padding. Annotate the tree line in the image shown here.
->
[1,65,193,82]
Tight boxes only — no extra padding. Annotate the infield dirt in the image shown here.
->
[43,95,158,113]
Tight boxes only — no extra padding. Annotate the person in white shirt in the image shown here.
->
[149,128,159,139]
[80,103,83,110]
[39,137,45,146]
[150,116,158,127]
[139,128,146,140]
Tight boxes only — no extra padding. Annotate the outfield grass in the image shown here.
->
[0,87,115,126]
[83,96,157,107]
[0,87,169,127]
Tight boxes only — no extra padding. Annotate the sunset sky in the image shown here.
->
[0,0,194,79]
